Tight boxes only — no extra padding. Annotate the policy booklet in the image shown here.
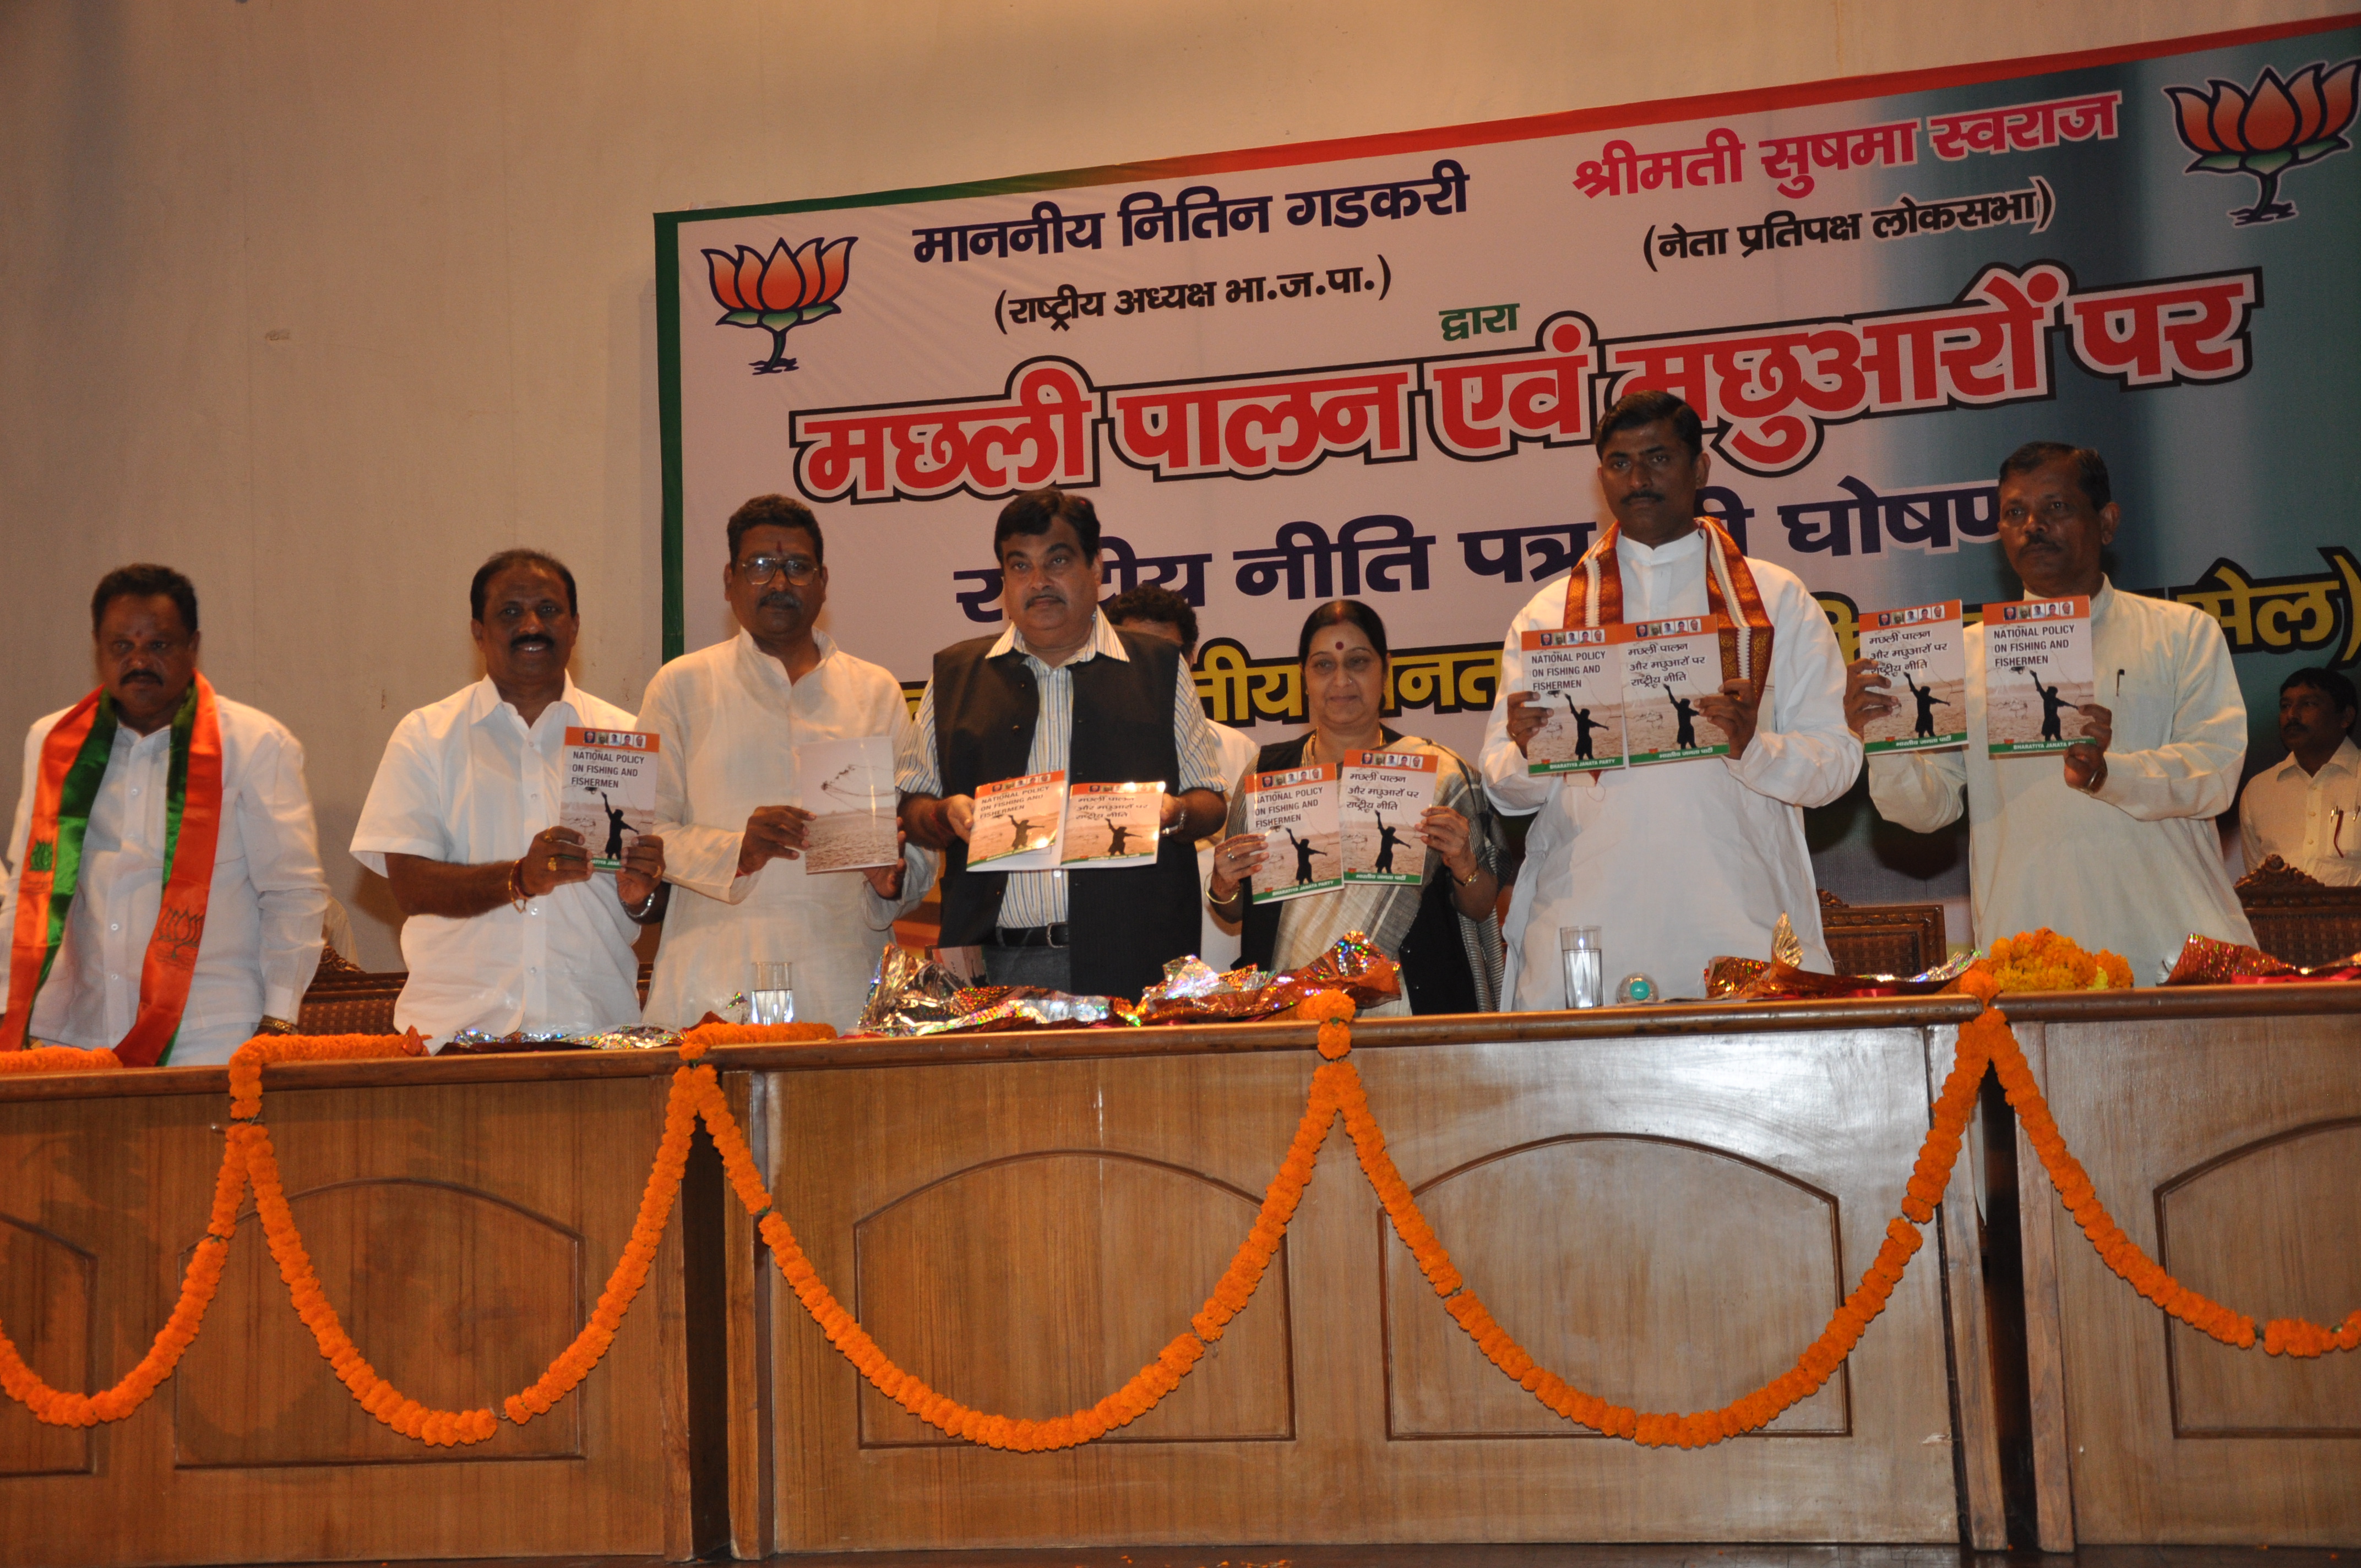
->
[1982,596,2094,756]
[1060,781,1164,870]
[969,770,1065,871]
[1520,625,1631,774]
[1857,600,1968,754]
[1340,749,1438,886]
[1243,763,1340,903]
[559,727,659,872]
[1622,616,1731,765]
[796,734,900,874]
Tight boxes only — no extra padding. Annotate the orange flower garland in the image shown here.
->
[1976,927,2133,993]
[6,977,2355,1455]
[0,1046,122,1074]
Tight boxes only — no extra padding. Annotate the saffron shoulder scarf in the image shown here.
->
[1562,518,1775,685]
[4,676,225,1065]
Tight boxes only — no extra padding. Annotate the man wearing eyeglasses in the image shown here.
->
[1481,390,1861,1003]
[636,494,934,1031]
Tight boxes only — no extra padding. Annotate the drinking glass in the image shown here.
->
[1559,925,1604,1010]
[748,961,796,1025]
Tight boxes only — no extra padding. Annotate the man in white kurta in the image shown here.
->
[1857,444,2253,979]
[2238,669,2359,886]
[2,568,328,1064]
[352,552,665,1045]
[1483,396,1860,1004]
[639,497,932,1032]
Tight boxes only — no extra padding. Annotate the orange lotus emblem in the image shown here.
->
[701,237,856,373]
[2165,58,2357,225]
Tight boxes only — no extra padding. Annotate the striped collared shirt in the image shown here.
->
[897,612,1227,927]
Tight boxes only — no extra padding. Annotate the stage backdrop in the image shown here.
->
[659,17,2359,776]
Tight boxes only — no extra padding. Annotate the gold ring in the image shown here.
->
[547,856,559,871]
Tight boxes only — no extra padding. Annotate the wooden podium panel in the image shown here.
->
[731,1008,1989,1552]
[2005,988,2361,1547]
[0,1064,694,1567]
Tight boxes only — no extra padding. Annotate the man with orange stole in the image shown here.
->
[1482,391,1860,1001]
[2,565,329,1065]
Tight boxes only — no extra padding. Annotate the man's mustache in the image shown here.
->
[510,633,555,651]
[761,591,801,611]
[1624,490,1663,504]
[1025,589,1066,607]
[120,670,162,684]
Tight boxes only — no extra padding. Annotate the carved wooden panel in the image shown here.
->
[0,1075,691,1567]
[174,1178,584,1466]
[750,1028,1966,1550]
[0,1214,95,1476]
[2032,1010,2361,1544]
[853,1151,1292,1445]
[2157,1119,2361,1437]
[1384,1135,1845,1438]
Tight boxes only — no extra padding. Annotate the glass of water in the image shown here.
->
[747,961,796,1025]
[1559,925,1604,1009]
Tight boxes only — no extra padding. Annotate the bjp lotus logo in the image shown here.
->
[2165,59,2358,225]
[701,237,856,373]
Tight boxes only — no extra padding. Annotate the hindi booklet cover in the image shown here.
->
[796,734,900,873]
[1982,596,2094,756]
[1857,600,1968,754]
[1339,749,1438,885]
[559,727,660,872]
[969,770,1066,871]
[1520,625,1632,774]
[1060,781,1164,870]
[1243,763,1341,903]
[1622,616,1731,765]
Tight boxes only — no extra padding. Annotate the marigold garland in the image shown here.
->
[0,1046,122,1074]
[3,981,2354,1453]
[1976,927,2133,993]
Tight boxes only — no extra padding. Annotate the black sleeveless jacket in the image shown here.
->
[932,629,1203,998]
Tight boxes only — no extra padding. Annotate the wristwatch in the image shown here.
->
[255,1015,300,1036]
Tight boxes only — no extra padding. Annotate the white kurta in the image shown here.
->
[2,693,328,1064]
[1868,579,2253,979]
[1195,721,1264,971]
[1483,530,1861,1005]
[351,678,646,1045]
[637,630,933,1032]
[2239,737,2361,886]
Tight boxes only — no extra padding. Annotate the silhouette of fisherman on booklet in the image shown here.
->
[1280,824,1318,885]
[1568,700,1605,762]
[599,791,630,862]
[2020,667,2070,743]
[1373,813,1405,876]
[1103,819,1133,858]
[1903,671,1951,740]
[1663,684,1699,750]
[1001,814,1049,856]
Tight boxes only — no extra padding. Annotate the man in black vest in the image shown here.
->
[899,489,1229,995]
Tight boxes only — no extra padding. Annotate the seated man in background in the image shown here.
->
[1851,442,2253,977]
[2,564,328,1064]
[1107,584,1260,971]
[637,494,933,1033]
[351,550,665,1046]
[2239,667,2359,885]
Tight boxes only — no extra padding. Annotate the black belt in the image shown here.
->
[987,923,1069,949]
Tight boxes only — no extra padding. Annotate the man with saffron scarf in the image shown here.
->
[1482,391,1860,1003]
[2,565,329,1065]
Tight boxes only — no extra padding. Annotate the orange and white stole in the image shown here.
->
[3,676,226,1066]
[1563,517,1775,685]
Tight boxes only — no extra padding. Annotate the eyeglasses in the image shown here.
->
[736,554,820,586]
